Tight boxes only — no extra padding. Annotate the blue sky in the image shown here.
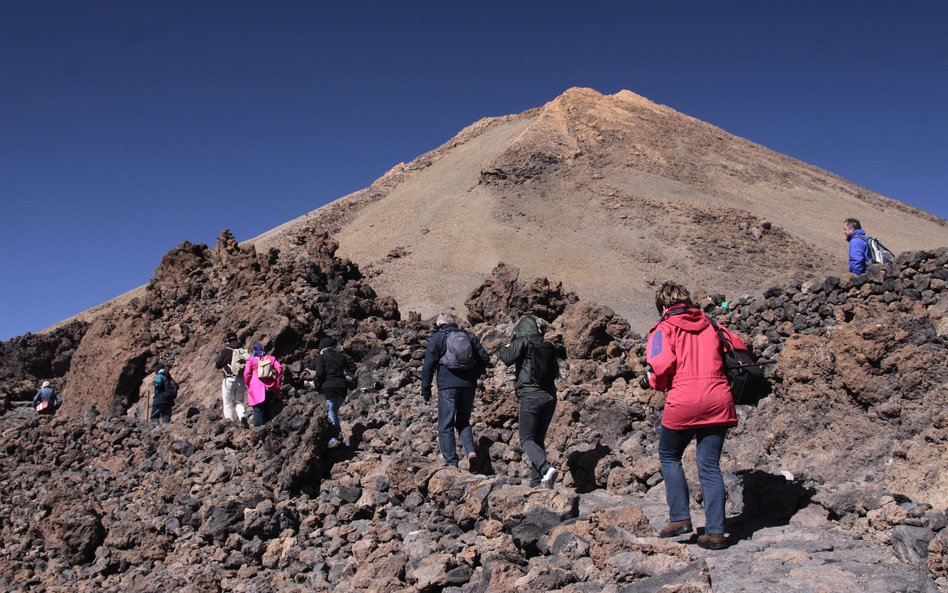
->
[2,1,946,340]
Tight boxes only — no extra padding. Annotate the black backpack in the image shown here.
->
[164,376,179,400]
[527,340,559,388]
[707,319,767,406]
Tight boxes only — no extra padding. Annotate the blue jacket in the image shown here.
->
[848,229,869,274]
[421,324,491,391]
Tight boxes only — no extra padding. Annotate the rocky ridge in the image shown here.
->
[1,227,946,591]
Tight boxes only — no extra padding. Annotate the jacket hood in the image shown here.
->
[847,228,866,242]
[662,305,710,333]
[514,315,541,338]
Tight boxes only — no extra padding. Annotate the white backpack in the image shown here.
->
[864,236,894,265]
[228,347,249,376]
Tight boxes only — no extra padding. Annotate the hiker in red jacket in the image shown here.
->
[644,282,747,550]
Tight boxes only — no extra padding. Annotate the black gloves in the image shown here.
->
[421,387,432,403]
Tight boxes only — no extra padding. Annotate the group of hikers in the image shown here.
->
[202,333,351,437]
[30,218,891,551]
[416,283,743,550]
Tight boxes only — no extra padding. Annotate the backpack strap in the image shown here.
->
[707,317,734,360]
[661,304,691,321]
[862,235,874,264]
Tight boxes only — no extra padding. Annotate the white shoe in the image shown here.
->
[327,437,339,448]
[540,466,558,489]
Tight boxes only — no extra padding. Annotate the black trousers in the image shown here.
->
[518,391,556,486]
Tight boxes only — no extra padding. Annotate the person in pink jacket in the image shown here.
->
[643,282,747,551]
[243,343,283,427]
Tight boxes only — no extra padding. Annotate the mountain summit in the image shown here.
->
[252,87,945,327]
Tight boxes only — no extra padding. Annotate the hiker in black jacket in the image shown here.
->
[421,311,491,468]
[313,337,356,447]
[498,315,560,488]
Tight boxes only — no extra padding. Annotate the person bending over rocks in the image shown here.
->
[498,314,561,489]
[244,343,283,427]
[32,380,63,415]
[643,282,748,550]
[214,331,249,425]
[421,311,491,469]
[312,336,356,447]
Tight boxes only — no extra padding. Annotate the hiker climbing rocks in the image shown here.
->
[644,282,748,550]
[498,314,561,489]
[844,218,871,274]
[32,380,62,415]
[421,311,491,469]
[244,343,282,427]
[312,337,357,447]
[150,362,178,425]
[215,331,249,425]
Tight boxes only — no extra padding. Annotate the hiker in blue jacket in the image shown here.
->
[421,311,491,469]
[844,218,870,274]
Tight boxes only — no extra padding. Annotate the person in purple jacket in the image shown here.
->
[844,218,870,274]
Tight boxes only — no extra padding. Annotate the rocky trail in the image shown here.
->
[1,230,945,592]
[0,401,936,593]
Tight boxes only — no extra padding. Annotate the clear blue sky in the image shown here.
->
[2,1,946,340]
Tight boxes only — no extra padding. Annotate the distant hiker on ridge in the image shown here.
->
[498,314,561,489]
[244,343,282,427]
[844,217,894,272]
[215,331,249,425]
[421,311,491,469]
[844,218,870,274]
[151,362,178,425]
[643,282,748,550]
[32,380,62,415]
[312,336,357,448]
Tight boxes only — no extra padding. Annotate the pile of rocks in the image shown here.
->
[714,250,948,508]
[0,320,87,405]
[0,234,945,591]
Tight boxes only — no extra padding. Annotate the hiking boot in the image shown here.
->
[466,451,478,472]
[540,466,558,489]
[697,533,727,550]
[659,520,693,538]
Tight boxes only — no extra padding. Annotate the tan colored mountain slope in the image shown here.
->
[251,87,945,329]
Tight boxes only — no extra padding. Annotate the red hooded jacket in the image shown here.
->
[646,305,745,430]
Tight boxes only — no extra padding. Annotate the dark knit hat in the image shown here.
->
[225,332,238,343]
[318,337,334,350]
